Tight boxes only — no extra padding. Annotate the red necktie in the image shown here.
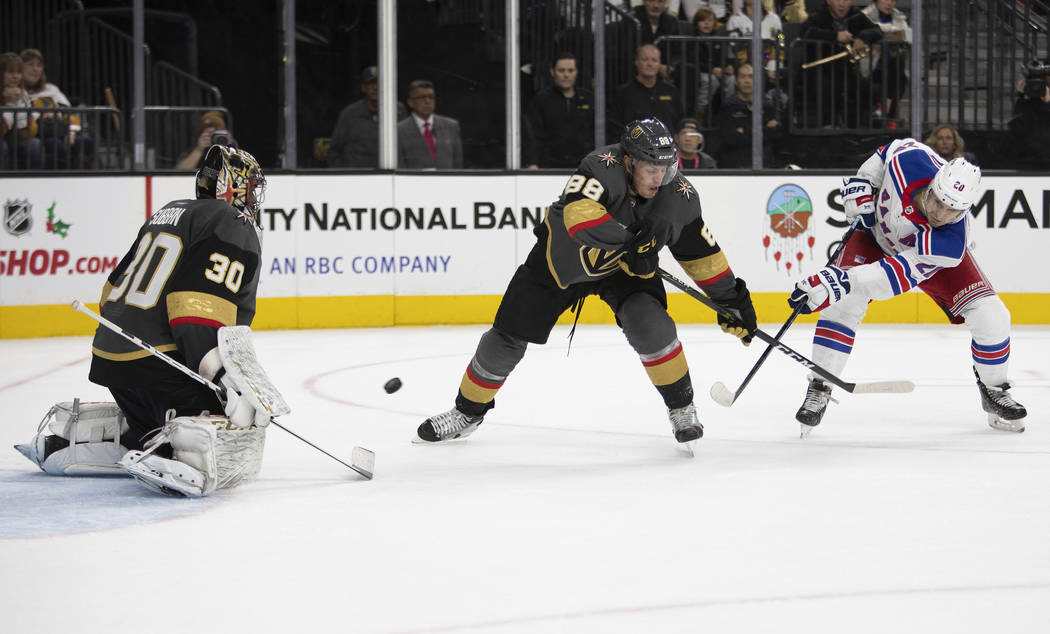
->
[423,121,437,161]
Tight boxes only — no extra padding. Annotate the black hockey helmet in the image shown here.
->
[196,145,267,228]
[620,118,679,185]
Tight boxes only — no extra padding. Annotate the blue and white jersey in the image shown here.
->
[848,138,970,299]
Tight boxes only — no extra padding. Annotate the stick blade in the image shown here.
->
[850,380,915,394]
[709,382,736,408]
[350,446,375,480]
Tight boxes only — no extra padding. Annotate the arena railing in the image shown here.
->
[0,105,124,171]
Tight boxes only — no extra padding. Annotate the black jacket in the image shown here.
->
[609,78,684,138]
[713,93,783,168]
[802,5,883,44]
[524,87,595,168]
[1008,92,1050,168]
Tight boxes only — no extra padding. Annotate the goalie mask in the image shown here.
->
[196,145,267,228]
[620,118,679,186]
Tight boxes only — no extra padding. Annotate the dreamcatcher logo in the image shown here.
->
[763,184,815,276]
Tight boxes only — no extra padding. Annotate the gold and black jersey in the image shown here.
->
[88,198,261,388]
[541,144,738,300]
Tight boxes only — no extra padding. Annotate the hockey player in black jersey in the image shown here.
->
[417,118,758,449]
[16,145,273,496]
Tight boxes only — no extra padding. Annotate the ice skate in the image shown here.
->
[668,404,702,456]
[796,379,834,437]
[975,368,1027,433]
[415,408,484,443]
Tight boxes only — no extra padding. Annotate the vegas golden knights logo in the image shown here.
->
[580,246,623,277]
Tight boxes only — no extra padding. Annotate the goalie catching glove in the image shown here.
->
[841,177,876,228]
[789,266,851,314]
[715,278,758,345]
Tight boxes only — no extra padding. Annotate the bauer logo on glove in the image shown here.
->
[788,266,851,314]
[841,177,877,228]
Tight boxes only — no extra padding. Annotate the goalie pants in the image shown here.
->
[813,230,1012,385]
[108,377,224,453]
[454,242,693,416]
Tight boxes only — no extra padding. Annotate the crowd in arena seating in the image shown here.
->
[4,1,1044,172]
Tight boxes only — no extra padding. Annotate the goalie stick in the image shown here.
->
[709,220,861,407]
[71,300,375,480]
[655,269,914,397]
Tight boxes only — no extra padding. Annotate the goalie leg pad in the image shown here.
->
[15,400,129,475]
[120,415,266,497]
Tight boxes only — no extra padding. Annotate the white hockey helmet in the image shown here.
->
[929,157,982,212]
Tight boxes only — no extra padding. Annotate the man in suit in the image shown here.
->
[398,80,463,169]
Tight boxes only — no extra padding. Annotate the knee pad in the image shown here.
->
[961,295,1010,344]
[617,292,677,354]
[15,400,129,475]
[473,328,528,379]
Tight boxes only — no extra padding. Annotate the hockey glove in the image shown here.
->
[841,177,876,228]
[716,278,758,345]
[219,373,269,429]
[618,214,674,278]
[788,266,851,314]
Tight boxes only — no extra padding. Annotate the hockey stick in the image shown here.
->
[71,300,375,480]
[709,220,861,407]
[656,269,914,396]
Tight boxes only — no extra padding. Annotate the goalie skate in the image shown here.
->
[975,369,1027,433]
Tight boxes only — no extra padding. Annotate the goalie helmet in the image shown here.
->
[620,118,679,185]
[196,145,267,227]
[929,157,981,212]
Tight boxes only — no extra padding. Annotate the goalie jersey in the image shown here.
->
[89,198,262,388]
[847,138,972,300]
[541,144,738,299]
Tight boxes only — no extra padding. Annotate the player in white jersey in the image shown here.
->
[788,138,1028,433]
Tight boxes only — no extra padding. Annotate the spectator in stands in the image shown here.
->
[628,0,687,82]
[713,62,783,168]
[1007,60,1050,169]
[524,53,594,169]
[726,0,783,40]
[328,66,407,168]
[861,0,910,124]
[397,79,463,169]
[675,117,717,169]
[924,123,975,163]
[690,6,732,125]
[20,48,93,169]
[610,45,685,136]
[801,0,883,127]
[782,0,809,23]
[176,110,236,170]
[1,52,43,169]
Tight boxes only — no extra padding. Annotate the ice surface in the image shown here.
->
[1,323,1048,633]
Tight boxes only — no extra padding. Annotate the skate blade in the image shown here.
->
[676,440,697,458]
[987,414,1025,433]
[800,424,815,439]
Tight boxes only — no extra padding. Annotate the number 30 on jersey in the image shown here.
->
[106,232,244,309]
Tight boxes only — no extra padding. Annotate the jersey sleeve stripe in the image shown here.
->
[563,199,612,238]
[567,214,612,238]
[879,255,918,294]
[166,291,237,327]
[678,252,731,286]
[169,315,226,329]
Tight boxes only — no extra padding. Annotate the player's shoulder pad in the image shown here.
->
[653,176,701,210]
[184,198,260,250]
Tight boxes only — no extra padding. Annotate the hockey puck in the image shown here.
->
[384,377,402,394]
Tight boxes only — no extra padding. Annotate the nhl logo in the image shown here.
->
[4,199,32,237]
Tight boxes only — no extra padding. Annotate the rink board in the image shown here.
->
[1,173,1047,337]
